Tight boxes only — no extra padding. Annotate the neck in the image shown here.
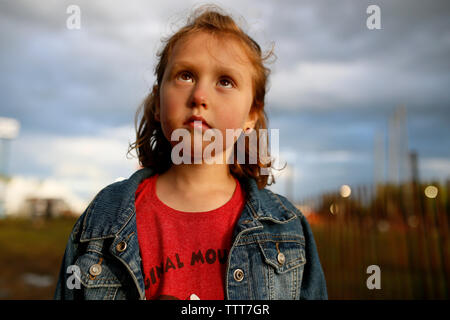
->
[160,140,238,193]
[162,162,235,193]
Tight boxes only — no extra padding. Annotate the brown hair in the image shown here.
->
[127,4,277,189]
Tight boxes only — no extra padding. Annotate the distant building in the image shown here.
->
[2,176,86,218]
[25,197,73,219]
[387,105,411,184]
[0,117,20,218]
[375,105,418,187]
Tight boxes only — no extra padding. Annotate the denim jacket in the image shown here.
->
[54,167,327,300]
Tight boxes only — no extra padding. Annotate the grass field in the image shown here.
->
[0,217,77,299]
[0,212,448,299]
[313,222,449,299]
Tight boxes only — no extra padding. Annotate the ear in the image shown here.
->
[243,107,258,132]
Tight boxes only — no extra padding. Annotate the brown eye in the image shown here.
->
[178,71,193,82]
[219,77,234,88]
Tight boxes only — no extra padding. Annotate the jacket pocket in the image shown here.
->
[258,239,306,273]
[74,251,122,299]
[257,237,306,299]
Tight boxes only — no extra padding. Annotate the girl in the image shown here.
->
[54,4,327,300]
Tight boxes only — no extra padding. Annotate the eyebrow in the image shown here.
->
[170,60,244,82]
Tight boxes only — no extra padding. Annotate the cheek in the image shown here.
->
[216,112,241,129]
[160,84,189,120]
[214,107,250,149]
[160,88,181,118]
[159,90,184,144]
[215,99,252,130]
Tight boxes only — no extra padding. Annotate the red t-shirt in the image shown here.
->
[135,174,245,300]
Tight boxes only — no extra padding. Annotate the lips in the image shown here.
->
[184,115,211,130]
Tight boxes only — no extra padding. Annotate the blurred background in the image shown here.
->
[0,0,449,299]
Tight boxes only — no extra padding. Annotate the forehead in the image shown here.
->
[168,31,254,79]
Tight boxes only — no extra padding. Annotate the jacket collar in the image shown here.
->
[80,167,297,241]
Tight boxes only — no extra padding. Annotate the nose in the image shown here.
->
[190,82,208,109]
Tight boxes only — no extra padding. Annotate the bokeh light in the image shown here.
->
[424,185,438,198]
[340,185,351,198]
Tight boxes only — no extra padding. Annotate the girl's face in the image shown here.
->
[157,31,256,153]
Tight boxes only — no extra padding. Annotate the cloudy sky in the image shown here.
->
[0,0,449,209]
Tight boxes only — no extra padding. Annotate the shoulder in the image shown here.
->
[73,167,156,241]
[260,187,305,219]
[240,176,305,223]
[249,184,305,224]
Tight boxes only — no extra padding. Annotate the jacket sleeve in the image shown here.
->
[299,214,328,299]
[53,212,85,300]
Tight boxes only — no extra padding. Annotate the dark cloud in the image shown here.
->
[0,0,448,199]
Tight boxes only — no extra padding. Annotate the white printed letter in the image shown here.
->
[66,5,81,30]
[366,265,381,289]
[171,129,192,164]
[366,5,381,30]
[66,265,81,289]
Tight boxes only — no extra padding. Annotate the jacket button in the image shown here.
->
[233,269,244,282]
[89,263,102,276]
[277,252,286,265]
[116,241,127,253]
